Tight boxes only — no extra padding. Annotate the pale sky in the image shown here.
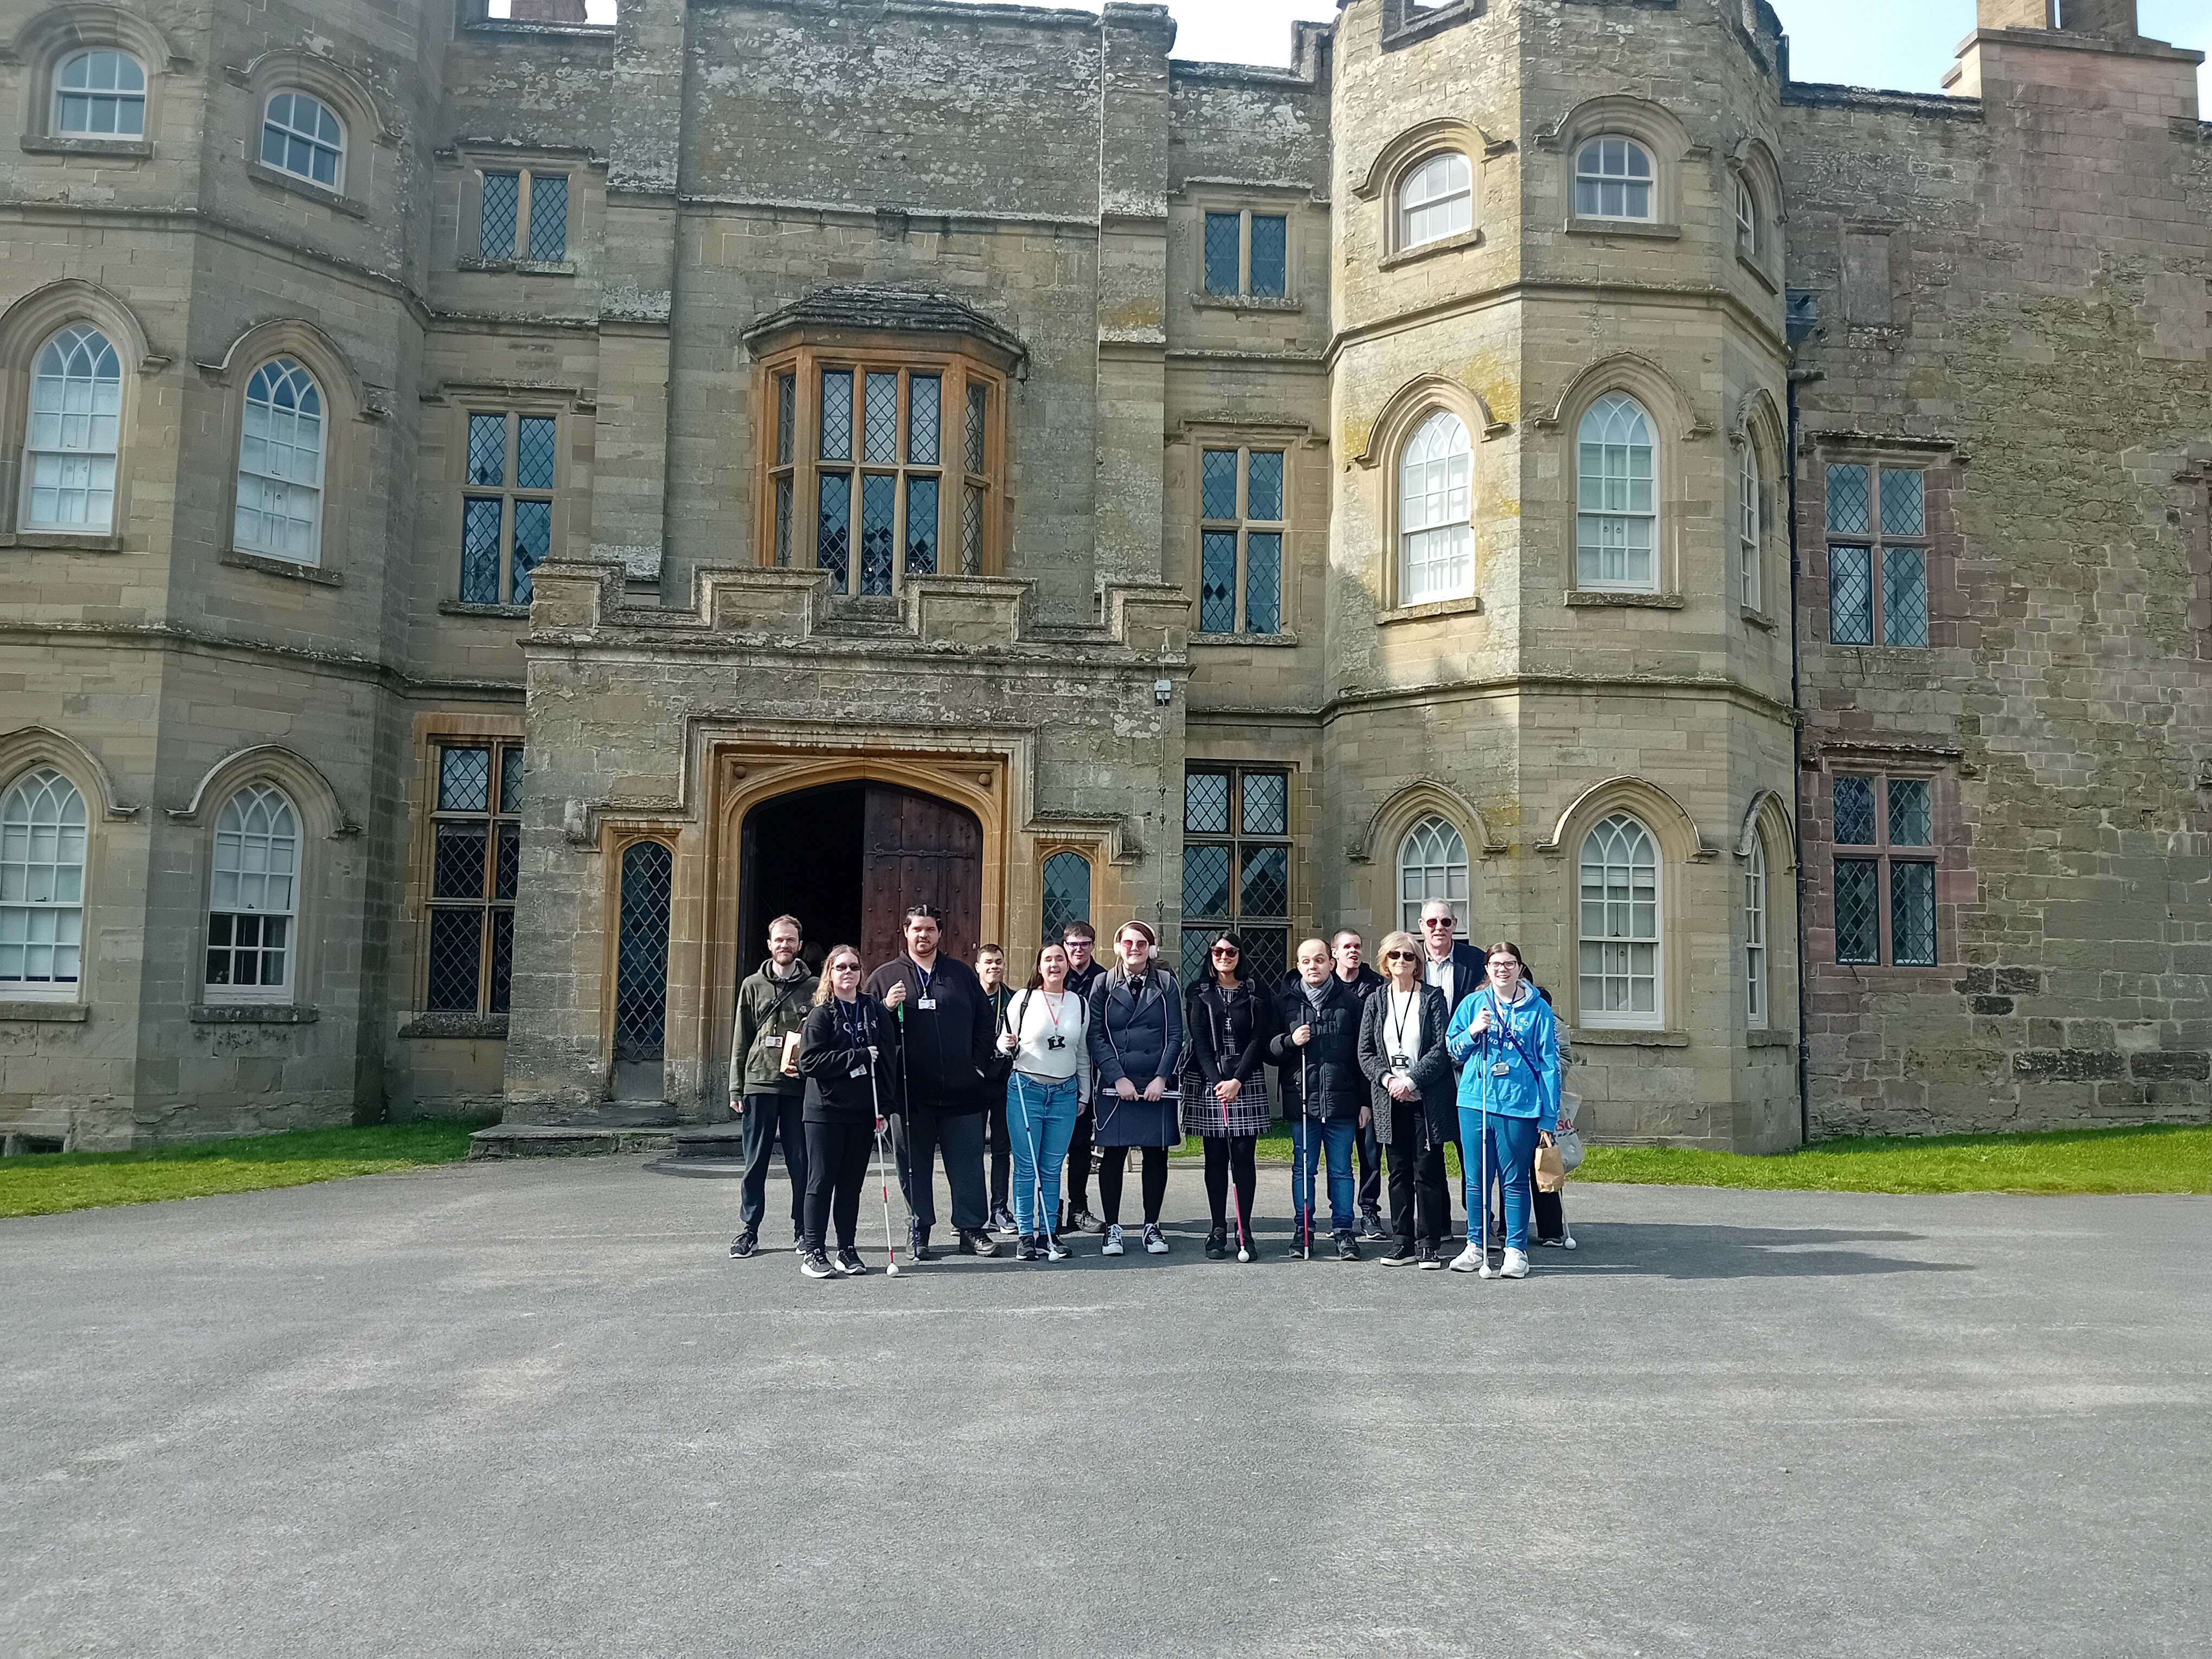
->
[539,1,2209,101]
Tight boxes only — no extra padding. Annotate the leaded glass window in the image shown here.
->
[1830,772,1940,967]
[1249,215,1288,298]
[1399,151,1472,249]
[1041,851,1091,947]
[1200,209,1291,299]
[1182,765,1293,986]
[55,51,145,137]
[1578,814,1660,1026]
[261,92,343,190]
[458,412,556,605]
[22,325,121,532]
[1398,410,1472,605]
[1574,137,1653,221]
[614,840,673,1062]
[1195,446,1287,634]
[1576,393,1656,590]
[1825,461,1930,647]
[206,785,298,999]
[480,173,520,260]
[426,741,523,1016]
[527,174,568,260]
[235,358,324,564]
[1204,212,1242,295]
[0,768,87,993]
[1397,816,1469,936]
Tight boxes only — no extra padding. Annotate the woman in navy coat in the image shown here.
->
[1084,920,1183,1258]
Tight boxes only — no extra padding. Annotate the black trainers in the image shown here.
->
[989,1206,1018,1234]
[729,1231,758,1259]
[800,1249,837,1279]
[1418,1245,1445,1270]
[1379,1244,1417,1266]
[834,1246,869,1276]
[1205,1225,1227,1261]
[1359,1212,1388,1242]
[909,1221,936,1263]
[958,1229,999,1258]
[1336,1233,1362,1262]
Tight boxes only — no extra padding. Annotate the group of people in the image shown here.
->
[726,900,1567,1282]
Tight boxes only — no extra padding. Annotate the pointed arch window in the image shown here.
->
[1745,838,1768,1028]
[1041,851,1092,947]
[261,92,344,190]
[55,51,146,137]
[206,785,299,999]
[1398,410,1473,605]
[1398,151,1472,249]
[1576,393,1656,591]
[235,358,326,564]
[1575,137,1654,222]
[0,768,88,995]
[1397,815,1468,935]
[613,840,673,1063]
[1739,441,1763,612]
[1578,813,1660,1027]
[22,325,123,532]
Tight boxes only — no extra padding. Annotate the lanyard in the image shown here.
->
[1486,989,1537,1073]
[909,957,936,1000]
[1041,991,1065,1032]
[836,997,869,1048]
[1388,989,1419,1057]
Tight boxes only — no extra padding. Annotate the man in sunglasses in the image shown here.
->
[1418,899,1488,1019]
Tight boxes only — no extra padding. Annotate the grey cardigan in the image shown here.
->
[1356,981,1457,1148]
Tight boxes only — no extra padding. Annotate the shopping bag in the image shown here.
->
[1555,1122,1585,1174]
[1534,1135,1568,1193]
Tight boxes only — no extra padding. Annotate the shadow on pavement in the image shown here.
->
[1555,1223,1972,1279]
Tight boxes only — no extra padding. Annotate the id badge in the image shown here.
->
[917,996,937,1011]
[849,1062,870,1079]
[1391,1054,1412,1072]
[1491,1060,1512,1077]
[1046,1034,1066,1051]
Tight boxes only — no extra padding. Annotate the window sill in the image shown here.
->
[0,999,88,1021]
[400,1013,510,1040]
[1380,227,1483,270]
[191,1002,319,1024]
[1566,589,1683,609]
[1747,1027,1797,1049]
[22,135,153,161]
[245,160,369,220]
[459,256,577,278]
[1190,292,1302,314]
[1192,629,1300,648]
[2,530,124,552]
[440,600,531,620]
[1378,594,1483,625]
[1740,604,1776,631]
[1737,251,1780,294]
[1564,216,1681,241]
[1573,1026,1689,1048]
[1819,638,1931,654]
[222,548,342,586]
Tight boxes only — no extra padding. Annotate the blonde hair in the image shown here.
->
[1378,929,1420,969]
[812,945,864,1004]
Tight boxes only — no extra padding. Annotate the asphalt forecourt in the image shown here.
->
[6,1154,2205,1658]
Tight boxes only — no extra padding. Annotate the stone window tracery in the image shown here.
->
[1578,813,1660,1027]
[1576,393,1657,591]
[0,767,87,998]
[1398,151,1472,250]
[205,785,298,1001]
[1575,137,1654,222]
[21,325,121,533]
[261,92,345,190]
[1397,409,1474,605]
[55,51,145,137]
[234,358,326,565]
[1397,815,1468,935]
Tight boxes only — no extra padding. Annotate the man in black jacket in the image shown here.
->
[1418,899,1489,1017]
[1331,930,1389,1240]
[1272,937,1372,1260]
[867,904,997,1261]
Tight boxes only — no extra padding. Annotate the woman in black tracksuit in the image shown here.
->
[1188,930,1279,1261]
[795,944,898,1279]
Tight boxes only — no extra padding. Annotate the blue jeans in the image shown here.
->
[1458,1106,1541,1252]
[1290,1115,1357,1236]
[1006,1072,1080,1237]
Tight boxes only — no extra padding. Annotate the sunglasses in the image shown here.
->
[1211,946,1240,957]
[1385,950,1417,961]
[1421,918,1454,927]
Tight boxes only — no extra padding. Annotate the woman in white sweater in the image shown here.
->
[994,942,1094,1262]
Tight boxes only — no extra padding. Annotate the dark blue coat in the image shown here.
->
[1086,966,1184,1148]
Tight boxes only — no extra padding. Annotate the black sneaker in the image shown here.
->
[1359,1212,1388,1242]
[909,1221,936,1263]
[834,1246,869,1276]
[1417,1246,1443,1271]
[1205,1226,1227,1261]
[990,1206,1018,1235]
[729,1231,758,1259]
[1379,1244,1417,1266]
[1336,1233,1362,1262]
[958,1229,999,1258]
[800,1249,837,1279]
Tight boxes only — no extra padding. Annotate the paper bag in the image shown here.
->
[1534,1136,1568,1193]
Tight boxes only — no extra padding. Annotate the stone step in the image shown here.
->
[670,1123,749,1159]
[468,1122,682,1160]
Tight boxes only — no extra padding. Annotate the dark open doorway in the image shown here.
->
[736,781,983,980]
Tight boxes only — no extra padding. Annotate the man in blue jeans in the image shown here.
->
[1272,937,1369,1259]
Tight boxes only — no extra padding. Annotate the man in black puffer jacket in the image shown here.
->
[1272,937,1372,1259]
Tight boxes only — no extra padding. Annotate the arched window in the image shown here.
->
[1398,409,1473,605]
[1397,815,1468,935]
[22,325,123,532]
[1733,175,1758,257]
[1578,813,1659,1027]
[614,840,673,1063]
[1745,838,1768,1029]
[1575,393,1656,591]
[1041,850,1091,946]
[261,92,344,190]
[1398,151,1472,249]
[1739,441,1763,611]
[55,51,146,137]
[206,785,298,998]
[0,767,87,994]
[235,358,325,564]
[1575,137,1654,221]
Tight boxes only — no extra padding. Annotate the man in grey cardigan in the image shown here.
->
[729,915,818,1259]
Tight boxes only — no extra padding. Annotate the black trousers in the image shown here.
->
[738,1092,807,1240]
[987,1090,1012,1213]
[1097,1142,1167,1225]
[892,1106,988,1234]
[1356,1115,1383,1216]
[1386,1121,1451,1250]
[1202,1134,1257,1235]
[802,1120,872,1253]
[1063,1104,1097,1214]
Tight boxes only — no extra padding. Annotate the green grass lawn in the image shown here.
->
[0,1121,479,1219]
[1174,1122,2208,1195]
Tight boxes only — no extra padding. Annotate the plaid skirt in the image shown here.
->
[1187,1073,1271,1137]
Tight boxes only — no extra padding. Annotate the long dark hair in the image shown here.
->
[1200,929,1246,992]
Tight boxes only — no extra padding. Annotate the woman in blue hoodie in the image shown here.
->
[1444,941,1561,1279]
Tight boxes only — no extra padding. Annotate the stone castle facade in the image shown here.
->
[2,0,2206,1151]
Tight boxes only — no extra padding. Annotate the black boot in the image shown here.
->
[1205,1224,1227,1261]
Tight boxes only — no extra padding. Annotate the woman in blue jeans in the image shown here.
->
[1444,941,1560,1279]
[994,942,1092,1262]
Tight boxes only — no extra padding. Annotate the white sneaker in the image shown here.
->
[1101,1223,1126,1257]
[1499,1248,1529,1279]
[1045,1233,1070,1262]
[1143,1222,1169,1255]
[1449,1243,1486,1273]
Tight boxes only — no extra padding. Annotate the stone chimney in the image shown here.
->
[2059,1,2138,39]
[1976,0,2053,27]
[510,0,591,22]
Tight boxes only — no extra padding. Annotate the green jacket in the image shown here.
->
[732,960,819,1099]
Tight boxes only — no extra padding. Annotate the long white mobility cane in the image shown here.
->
[867,1011,901,1277]
[1477,991,1496,1280]
[1302,1041,1314,1262]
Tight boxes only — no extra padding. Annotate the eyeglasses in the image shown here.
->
[1385,950,1417,961]
[1421,918,1454,928]
[1211,946,1239,957]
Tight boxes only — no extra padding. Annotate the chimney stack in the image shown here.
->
[1976,0,2054,27]
[510,0,590,21]
[2057,1,2138,38]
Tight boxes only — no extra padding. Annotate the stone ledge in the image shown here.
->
[190,1003,319,1024]
[1565,216,1682,241]
[222,548,342,586]
[458,256,578,278]
[21,135,153,160]
[1747,1027,1797,1049]
[1574,1026,1690,1048]
[400,1013,510,1040]
[0,1000,87,1022]
[1379,226,1483,270]
[2,530,124,552]
[1378,594,1483,626]
[1740,604,1776,631]
[1567,590,1685,609]
[245,159,369,220]
[1189,292,1303,314]
[470,1123,677,1160]
[439,600,531,620]
[1191,630,1301,648]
